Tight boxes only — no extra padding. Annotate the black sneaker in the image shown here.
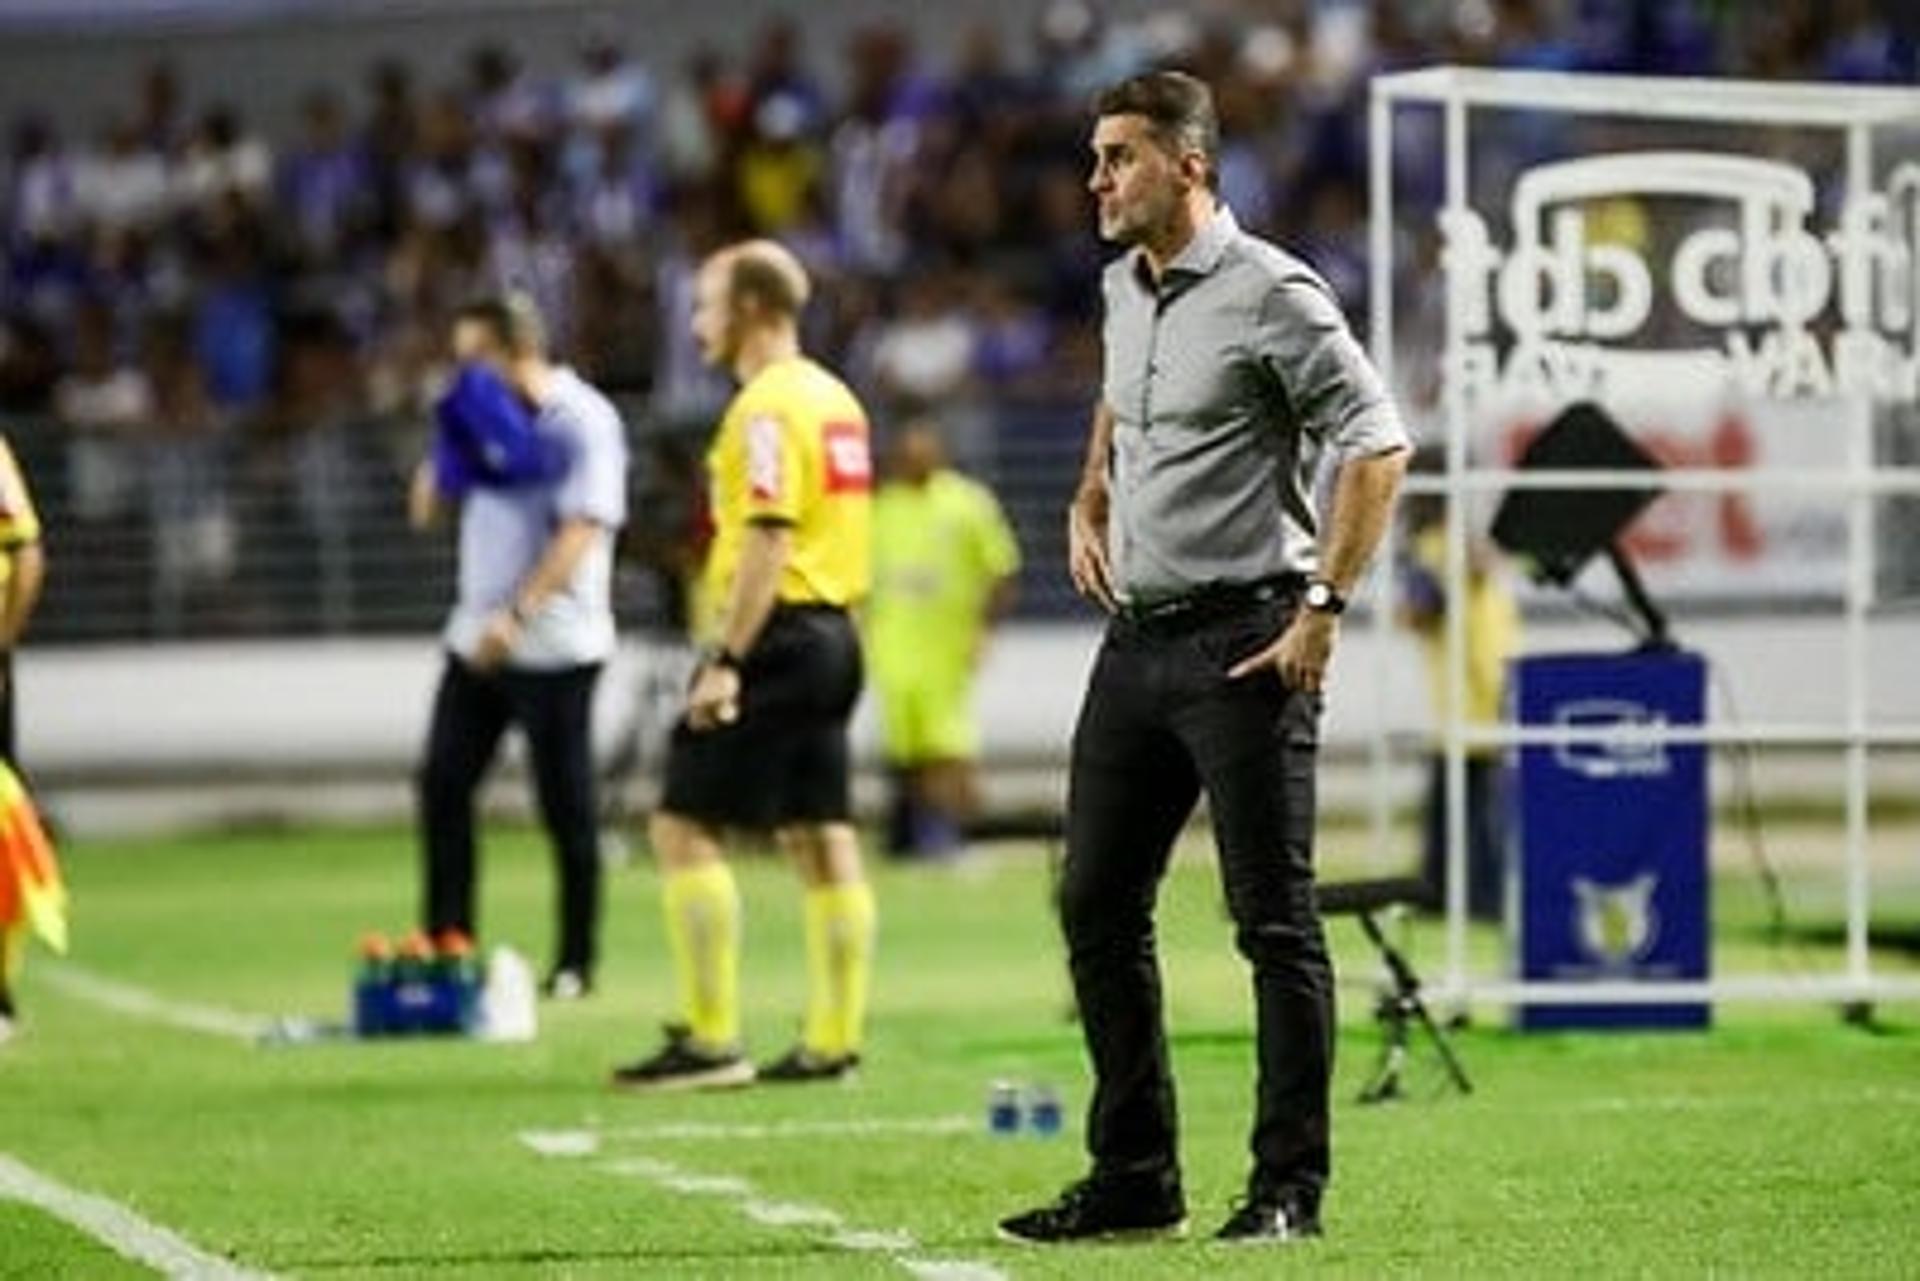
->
[610,1025,754,1092]
[1212,1189,1322,1244]
[757,1045,861,1083]
[543,968,593,1001]
[998,1175,1187,1244]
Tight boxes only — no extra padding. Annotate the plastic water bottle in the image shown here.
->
[477,945,538,1042]
[1027,1084,1064,1137]
[433,928,481,1034]
[391,929,434,1035]
[987,1081,1022,1136]
[352,932,393,1037]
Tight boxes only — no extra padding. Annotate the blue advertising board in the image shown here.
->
[1511,650,1710,1030]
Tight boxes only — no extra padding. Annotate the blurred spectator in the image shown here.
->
[657,47,744,188]
[744,17,829,134]
[573,121,654,250]
[54,299,149,524]
[252,309,365,630]
[968,276,1050,401]
[191,203,276,413]
[175,105,273,221]
[467,43,557,144]
[135,61,185,154]
[141,312,234,633]
[568,24,657,138]
[280,90,371,268]
[867,270,977,414]
[6,118,77,247]
[75,116,171,237]
[1820,0,1915,82]
[828,23,923,275]
[405,90,481,232]
[360,59,418,242]
[735,91,825,236]
[647,188,731,425]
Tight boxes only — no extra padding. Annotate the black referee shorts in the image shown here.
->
[662,605,863,830]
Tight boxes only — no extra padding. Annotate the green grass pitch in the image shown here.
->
[3,822,1918,1278]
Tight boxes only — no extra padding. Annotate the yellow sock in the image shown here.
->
[1,922,22,1003]
[661,863,740,1049]
[802,882,876,1058]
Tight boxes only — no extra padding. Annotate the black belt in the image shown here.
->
[1116,574,1304,629]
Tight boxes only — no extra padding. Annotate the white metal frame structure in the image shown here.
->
[1366,66,1920,1010]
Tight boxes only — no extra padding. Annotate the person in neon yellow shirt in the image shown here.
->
[866,421,1019,858]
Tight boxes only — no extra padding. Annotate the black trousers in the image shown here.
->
[418,655,603,974]
[0,649,15,765]
[1061,591,1333,1201]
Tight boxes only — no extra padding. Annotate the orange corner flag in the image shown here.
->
[0,762,66,956]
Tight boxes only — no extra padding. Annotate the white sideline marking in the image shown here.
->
[832,1228,918,1252]
[519,1130,600,1158]
[904,1264,1012,1281]
[520,1132,1007,1281]
[743,1199,843,1228]
[41,964,268,1042]
[659,1174,753,1196]
[0,1153,274,1280]
[605,1115,973,1141]
[1545,1088,1920,1115]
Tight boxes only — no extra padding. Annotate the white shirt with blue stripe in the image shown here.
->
[444,366,628,669]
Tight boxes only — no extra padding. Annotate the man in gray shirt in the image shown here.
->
[1000,71,1409,1247]
[408,293,628,999]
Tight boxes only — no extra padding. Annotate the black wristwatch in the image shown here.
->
[1302,579,1347,616]
[704,645,744,673]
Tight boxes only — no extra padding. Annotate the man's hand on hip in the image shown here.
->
[1228,610,1338,693]
[472,610,519,672]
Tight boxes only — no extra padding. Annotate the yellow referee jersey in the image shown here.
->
[698,357,872,640]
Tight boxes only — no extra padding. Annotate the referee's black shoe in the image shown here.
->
[1211,1188,1322,1244]
[998,1173,1187,1244]
[757,1044,860,1083]
[610,1024,754,1092]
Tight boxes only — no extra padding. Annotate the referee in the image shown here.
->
[408,293,628,998]
[612,239,876,1090]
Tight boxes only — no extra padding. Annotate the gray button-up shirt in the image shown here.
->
[1101,205,1408,602]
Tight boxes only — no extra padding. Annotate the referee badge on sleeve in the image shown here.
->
[747,414,784,501]
[822,420,872,494]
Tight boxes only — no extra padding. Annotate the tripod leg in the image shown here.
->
[1410,994,1474,1095]
[1356,911,1413,1104]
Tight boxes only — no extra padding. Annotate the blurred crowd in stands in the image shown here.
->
[0,0,1911,636]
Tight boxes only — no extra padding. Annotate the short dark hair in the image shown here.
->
[454,291,547,356]
[1095,70,1219,191]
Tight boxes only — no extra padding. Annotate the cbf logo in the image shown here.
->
[1552,698,1670,779]
[1571,872,1660,969]
[1443,152,1920,407]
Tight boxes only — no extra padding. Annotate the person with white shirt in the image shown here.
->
[408,292,628,999]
